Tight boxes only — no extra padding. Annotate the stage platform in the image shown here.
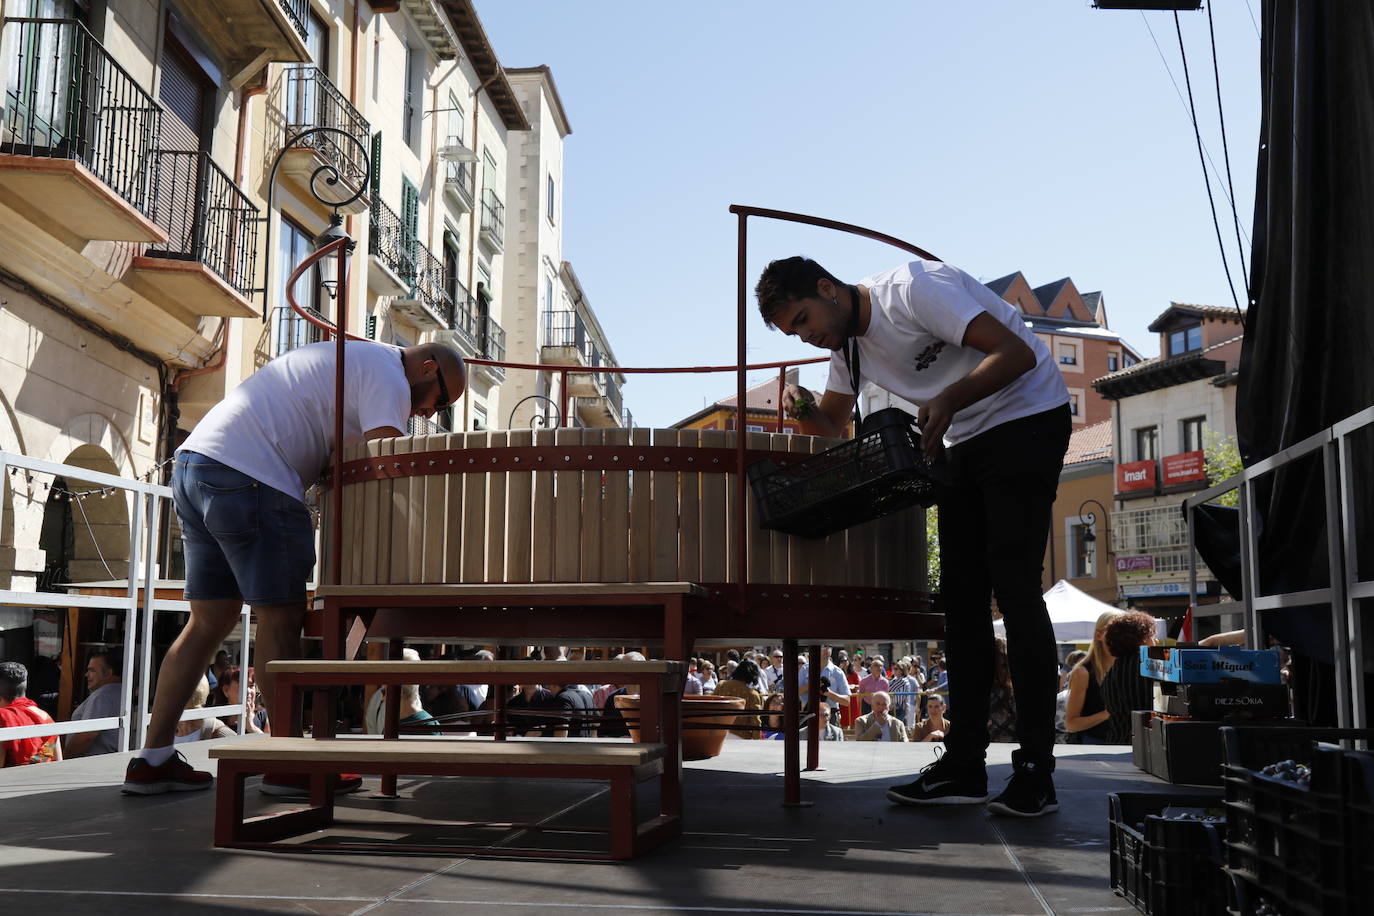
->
[0,739,1160,915]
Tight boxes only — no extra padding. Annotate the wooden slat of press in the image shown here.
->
[484,431,508,583]
[600,428,630,582]
[579,428,604,584]
[745,431,771,584]
[408,435,429,584]
[628,427,652,581]
[441,433,465,583]
[385,436,411,584]
[461,432,489,584]
[785,432,810,586]
[351,442,370,586]
[504,429,533,584]
[650,428,679,581]
[698,429,728,582]
[553,427,582,582]
[765,432,789,586]
[420,436,445,583]
[799,435,829,586]
[358,439,381,584]
[530,428,556,583]
[373,438,396,584]
[724,429,740,584]
[675,429,701,583]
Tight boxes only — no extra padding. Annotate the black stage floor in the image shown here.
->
[0,738,1162,915]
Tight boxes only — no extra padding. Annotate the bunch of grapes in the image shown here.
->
[1169,811,1225,822]
[1249,895,1282,916]
[790,391,816,420]
[1259,759,1311,786]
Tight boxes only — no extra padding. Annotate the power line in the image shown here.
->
[1208,1,1252,302]
[1172,11,1246,325]
[1138,12,1253,251]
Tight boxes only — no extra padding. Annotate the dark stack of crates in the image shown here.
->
[1219,727,1374,916]
[1108,790,1229,915]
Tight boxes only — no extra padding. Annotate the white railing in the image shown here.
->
[1183,405,1373,730]
[0,450,252,753]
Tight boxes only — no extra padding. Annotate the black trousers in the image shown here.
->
[938,404,1071,763]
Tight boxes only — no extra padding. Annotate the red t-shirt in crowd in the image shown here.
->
[0,698,60,766]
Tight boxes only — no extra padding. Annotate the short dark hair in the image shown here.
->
[732,659,761,684]
[0,661,27,701]
[755,256,842,328]
[89,649,122,677]
[1104,611,1157,659]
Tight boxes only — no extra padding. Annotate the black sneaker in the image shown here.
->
[887,748,988,806]
[987,753,1058,817]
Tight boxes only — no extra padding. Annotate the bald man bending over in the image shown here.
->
[123,339,466,795]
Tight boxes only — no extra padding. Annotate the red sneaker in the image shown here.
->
[122,752,214,795]
[260,772,363,797]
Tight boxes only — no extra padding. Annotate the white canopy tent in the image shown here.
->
[992,579,1127,643]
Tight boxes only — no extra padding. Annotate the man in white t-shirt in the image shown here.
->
[123,339,465,796]
[756,256,1069,818]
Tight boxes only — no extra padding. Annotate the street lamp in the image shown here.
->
[1078,498,1110,573]
[314,212,355,301]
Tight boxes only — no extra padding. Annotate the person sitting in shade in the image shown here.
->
[0,662,62,767]
[712,659,765,739]
[855,691,910,742]
[911,693,950,742]
[174,676,236,745]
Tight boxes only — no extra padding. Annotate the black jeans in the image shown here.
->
[938,404,1071,763]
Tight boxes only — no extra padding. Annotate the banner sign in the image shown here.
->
[1117,459,1156,492]
[1162,450,1207,485]
[1116,555,1154,574]
[1121,582,1189,597]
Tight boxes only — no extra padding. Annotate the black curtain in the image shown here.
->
[1236,2,1374,687]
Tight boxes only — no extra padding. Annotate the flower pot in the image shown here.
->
[613,693,747,760]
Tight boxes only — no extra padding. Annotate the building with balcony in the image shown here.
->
[1092,302,1246,621]
[985,271,1144,428]
[673,369,804,435]
[524,263,626,429]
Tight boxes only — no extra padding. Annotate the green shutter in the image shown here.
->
[366,314,377,340]
[401,177,419,292]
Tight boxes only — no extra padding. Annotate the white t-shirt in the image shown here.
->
[180,340,411,501]
[826,260,1068,445]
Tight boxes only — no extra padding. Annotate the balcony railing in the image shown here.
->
[145,150,259,297]
[448,282,480,352]
[479,186,504,247]
[272,304,324,357]
[277,0,310,42]
[368,197,415,288]
[445,157,473,207]
[479,313,506,382]
[281,65,369,194]
[543,309,586,353]
[414,241,453,327]
[1,17,161,219]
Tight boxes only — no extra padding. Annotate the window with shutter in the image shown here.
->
[370,131,382,196]
[401,177,419,291]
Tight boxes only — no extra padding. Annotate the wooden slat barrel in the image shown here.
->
[322,430,927,589]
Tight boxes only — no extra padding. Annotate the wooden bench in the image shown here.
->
[209,737,677,860]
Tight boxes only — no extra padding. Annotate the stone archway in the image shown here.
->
[0,390,28,589]
[58,444,131,584]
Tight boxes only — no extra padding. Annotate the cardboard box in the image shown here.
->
[1139,713,1302,785]
[1140,645,1283,685]
[1159,682,1291,720]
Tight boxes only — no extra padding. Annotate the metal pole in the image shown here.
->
[330,247,347,586]
[119,492,142,753]
[1323,440,1352,728]
[735,210,748,611]
[776,366,786,432]
[1336,429,1367,731]
[781,637,802,806]
[136,491,158,748]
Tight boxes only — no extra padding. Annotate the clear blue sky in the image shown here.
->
[476,1,1262,429]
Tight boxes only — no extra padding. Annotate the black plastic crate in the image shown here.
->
[1109,790,1228,916]
[747,408,946,539]
[1344,750,1374,900]
[1220,727,1374,916]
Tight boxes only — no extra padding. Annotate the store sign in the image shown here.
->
[1162,450,1207,485]
[1116,555,1155,574]
[1117,459,1157,492]
[1121,582,1190,597]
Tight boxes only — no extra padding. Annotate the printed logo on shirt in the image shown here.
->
[914,341,945,371]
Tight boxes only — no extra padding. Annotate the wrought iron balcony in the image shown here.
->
[279,65,370,213]
[542,310,587,355]
[136,150,260,314]
[478,186,504,252]
[368,197,416,292]
[0,17,164,242]
[446,282,480,354]
[413,241,454,328]
[272,305,324,357]
[444,157,474,212]
[278,0,310,41]
[480,313,506,382]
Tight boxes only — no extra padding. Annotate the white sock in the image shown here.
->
[139,745,175,766]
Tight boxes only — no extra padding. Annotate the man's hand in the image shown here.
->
[782,384,816,420]
[916,392,956,463]
[874,708,889,724]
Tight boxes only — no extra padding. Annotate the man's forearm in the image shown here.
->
[941,346,1035,415]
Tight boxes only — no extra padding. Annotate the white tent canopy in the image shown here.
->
[992,579,1124,643]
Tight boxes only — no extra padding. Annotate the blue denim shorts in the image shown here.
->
[174,452,315,605]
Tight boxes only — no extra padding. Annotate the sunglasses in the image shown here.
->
[434,363,452,409]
